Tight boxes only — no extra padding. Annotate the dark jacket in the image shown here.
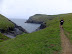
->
[60,20,64,25]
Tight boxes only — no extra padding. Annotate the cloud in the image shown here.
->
[1,0,72,19]
[0,0,3,13]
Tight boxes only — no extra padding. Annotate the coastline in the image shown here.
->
[3,19,28,38]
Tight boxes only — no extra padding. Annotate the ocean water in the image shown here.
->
[9,19,40,33]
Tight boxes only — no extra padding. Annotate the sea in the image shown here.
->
[9,19,41,33]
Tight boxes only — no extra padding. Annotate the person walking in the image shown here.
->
[60,19,64,28]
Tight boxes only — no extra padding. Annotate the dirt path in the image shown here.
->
[60,27,72,54]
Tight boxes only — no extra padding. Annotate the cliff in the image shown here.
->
[26,14,58,30]
[26,14,57,24]
[0,14,28,37]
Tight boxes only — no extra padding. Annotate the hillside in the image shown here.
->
[26,14,57,24]
[0,14,15,32]
[0,14,61,54]
[0,14,27,42]
[0,13,72,54]
[0,14,15,42]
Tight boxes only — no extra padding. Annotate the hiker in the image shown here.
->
[60,19,64,28]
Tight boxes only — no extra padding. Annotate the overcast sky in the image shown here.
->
[0,0,72,19]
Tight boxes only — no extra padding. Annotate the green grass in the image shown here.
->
[0,33,10,42]
[27,14,57,23]
[0,17,62,54]
[0,14,14,42]
[1,13,72,54]
[0,14,14,31]
[60,13,72,43]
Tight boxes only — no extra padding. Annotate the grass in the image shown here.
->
[0,33,10,42]
[0,14,14,42]
[0,14,14,31]
[1,13,72,54]
[0,17,62,54]
[27,14,57,23]
[60,13,72,43]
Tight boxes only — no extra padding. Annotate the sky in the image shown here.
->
[0,0,72,19]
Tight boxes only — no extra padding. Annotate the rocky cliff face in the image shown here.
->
[4,19,28,37]
[0,14,28,37]
[35,22,47,32]
[8,19,27,33]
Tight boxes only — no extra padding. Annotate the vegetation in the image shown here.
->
[26,14,58,23]
[0,14,14,31]
[0,14,14,42]
[1,13,72,54]
[0,15,62,54]
[0,33,10,42]
[61,13,72,43]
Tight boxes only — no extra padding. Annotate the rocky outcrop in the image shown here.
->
[40,22,46,29]
[35,22,47,32]
[26,20,43,24]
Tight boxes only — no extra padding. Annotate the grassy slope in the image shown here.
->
[0,14,14,30]
[0,16,61,54]
[27,14,57,23]
[0,14,15,42]
[0,33,10,42]
[1,13,72,54]
[61,13,72,43]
